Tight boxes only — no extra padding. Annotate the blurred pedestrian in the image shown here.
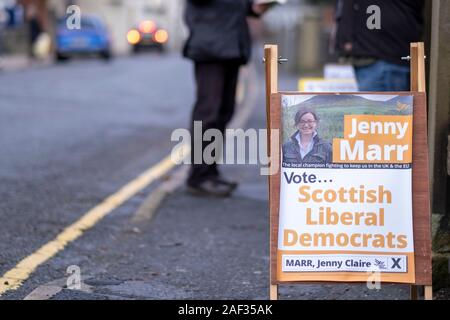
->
[183,0,271,197]
[333,0,424,91]
[20,0,51,59]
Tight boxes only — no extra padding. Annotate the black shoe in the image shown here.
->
[187,179,234,198]
[212,176,238,190]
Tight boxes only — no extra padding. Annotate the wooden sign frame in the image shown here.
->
[265,43,432,300]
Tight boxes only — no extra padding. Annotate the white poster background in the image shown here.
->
[277,94,415,279]
[278,168,414,253]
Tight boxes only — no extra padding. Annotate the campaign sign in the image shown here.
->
[278,94,415,283]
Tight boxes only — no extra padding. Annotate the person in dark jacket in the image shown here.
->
[183,0,270,197]
[282,107,332,164]
[333,0,424,91]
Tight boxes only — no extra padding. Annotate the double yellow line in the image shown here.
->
[0,145,189,296]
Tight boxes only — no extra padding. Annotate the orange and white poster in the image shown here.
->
[278,94,415,283]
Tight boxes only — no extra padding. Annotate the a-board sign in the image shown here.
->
[277,93,415,283]
[266,42,432,300]
[270,92,432,288]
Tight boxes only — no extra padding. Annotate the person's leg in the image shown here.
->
[28,18,41,58]
[355,60,410,92]
[206,61,241,184]
[208,62,241,178]
[218,62,240,131]
[188,62,225,187]
[380,61,410,92]
[354,61,387,92]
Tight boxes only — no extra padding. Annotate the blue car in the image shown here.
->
[55,15,112,61]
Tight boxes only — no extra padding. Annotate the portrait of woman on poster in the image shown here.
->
[282,107,332,164]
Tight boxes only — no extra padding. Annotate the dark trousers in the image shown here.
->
[188,61,240,186]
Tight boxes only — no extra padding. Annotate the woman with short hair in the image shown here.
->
[282,107,333,164]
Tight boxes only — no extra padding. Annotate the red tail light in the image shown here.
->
[154,29,168,44]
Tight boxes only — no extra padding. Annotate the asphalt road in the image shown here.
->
[0,53,411,300]
[0,53,194,299]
